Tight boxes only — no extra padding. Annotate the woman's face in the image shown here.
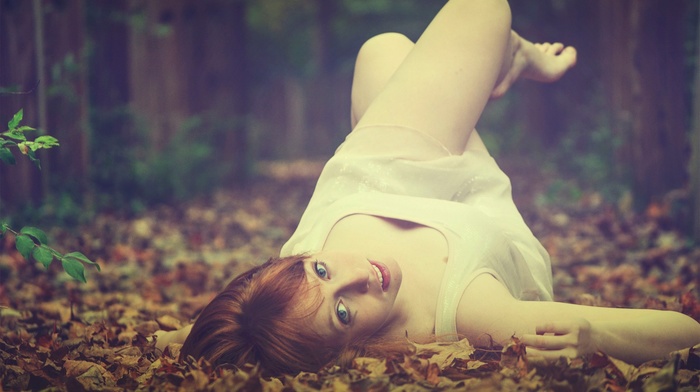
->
[300,250,403,346]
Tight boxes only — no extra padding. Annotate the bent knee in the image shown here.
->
[357,33,414,59]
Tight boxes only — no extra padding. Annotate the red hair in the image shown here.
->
[180,255,413,375]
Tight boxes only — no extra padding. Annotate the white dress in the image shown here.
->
[281,125,553,340]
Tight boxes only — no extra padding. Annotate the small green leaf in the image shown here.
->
[34,135,59,146]
[15,234,35,260]
[61,257,86,283]
[33,245,54,268]
[2,131,26,141]
[0,147,15,165]
[27,150,41,169]
[65,251,100,271]
[20,226,48,245]
[15,126,36,133]
[8,109,23,129]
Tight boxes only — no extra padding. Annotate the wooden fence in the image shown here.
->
[0,0,352,211]
[0,0,694,222]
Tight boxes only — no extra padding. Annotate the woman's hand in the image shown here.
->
[153,325,193,352]
[521,318,598,361]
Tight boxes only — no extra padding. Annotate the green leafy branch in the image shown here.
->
[1,109,98,282]
[1,109,59,169]
[0,224,100,283]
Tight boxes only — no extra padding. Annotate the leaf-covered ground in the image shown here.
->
[1,159,699,391]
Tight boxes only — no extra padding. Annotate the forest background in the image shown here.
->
[2,0,700,390]
[1,0,700,239]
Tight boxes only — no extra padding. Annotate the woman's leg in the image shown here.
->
[351,33,414,129]
[350,32,490,153]
[351,0,576,153]
[353,0,513,154]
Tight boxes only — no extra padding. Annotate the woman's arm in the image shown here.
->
[154,324,193,352]
[458,275,700,365]
[522,311,700,364]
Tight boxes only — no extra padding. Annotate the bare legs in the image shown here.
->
[351,0,513,154]
[350,0,577,154]
[351,33,414,129]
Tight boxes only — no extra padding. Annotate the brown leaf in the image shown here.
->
[641,359,678,391]
[414,338,474,369]
[156,314,183,330]
[64,359,117,389]
[353,357,387,377]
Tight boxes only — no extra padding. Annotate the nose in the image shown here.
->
[336,267,370,294]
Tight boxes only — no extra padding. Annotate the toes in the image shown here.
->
[561,46,577,66]
[548,42,564,54]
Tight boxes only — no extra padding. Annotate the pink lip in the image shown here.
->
[369,261,390,292]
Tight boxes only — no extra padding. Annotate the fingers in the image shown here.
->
[521,332,576,350]
[525,346,580,360]
[522,319,595,361]
[535,320,579,335]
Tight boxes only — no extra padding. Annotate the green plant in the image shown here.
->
[0,224,99,283]
[0,109,59,168]
[132,115,234,203]
[1,109,99,282]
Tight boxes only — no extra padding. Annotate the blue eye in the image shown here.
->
[337,301,351,324]
[314,261,328,279]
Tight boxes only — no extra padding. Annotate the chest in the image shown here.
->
[324,214,448,265]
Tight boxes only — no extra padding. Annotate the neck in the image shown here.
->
[385,253,444,343]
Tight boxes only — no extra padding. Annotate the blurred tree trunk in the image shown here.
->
[128,0,250,182]
[223,0,250,182]
[692,2,700,241]
[87,0,132,200]
[0,0,89,210]
[599,0,688,208]
[89,1,129,110]
[311,0,334,75]
[0,0,42,209]
[43,0,91,199]
[128,0,189,150]
[308,0,346,153]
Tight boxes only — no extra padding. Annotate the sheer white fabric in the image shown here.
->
[281,125,553,340]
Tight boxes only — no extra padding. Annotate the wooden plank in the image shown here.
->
[43,0,90,197]
[599,0,688,207]
[692,1,700,240]
[128,0,188,150]
[0,0,42,208]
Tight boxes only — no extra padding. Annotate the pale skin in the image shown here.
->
[157,0,700,365]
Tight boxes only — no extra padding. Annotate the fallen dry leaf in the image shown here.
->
[1,159,699,390]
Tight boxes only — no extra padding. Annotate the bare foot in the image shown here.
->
[491,32,577,99]
[525,41,577,83]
